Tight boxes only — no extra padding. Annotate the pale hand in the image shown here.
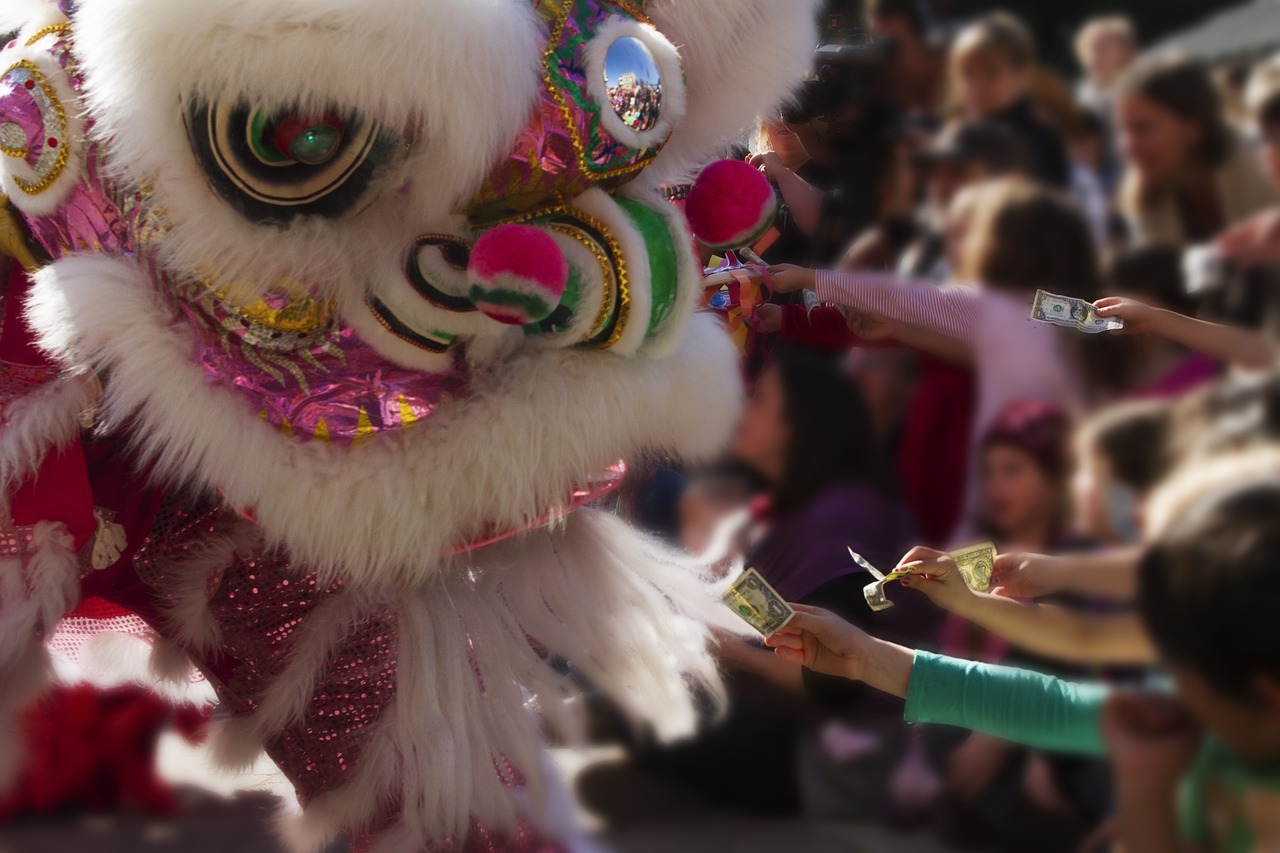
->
[764,604,869,680]
[753,302,783,333]
[747,152,785,181]
[767,264,816,294]
[897,545,976,614]
[990,552,1060,599]
[1217,207,1280,265]
[1093,297,1159,336]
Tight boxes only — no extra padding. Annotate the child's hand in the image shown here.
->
[752,302,783,333]
[990,552,1061,599]
[1102,693,1203,795]
[1093,297,1160,336]
[767,264,816,294]
[897,546,977,615]
[765,604,869,680]
[1217,207,1280,265]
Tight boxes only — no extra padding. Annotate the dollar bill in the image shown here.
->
[950,542,997,593]
[1031,290,1124,334]
[851,549,917,613]
[721,568,795,637]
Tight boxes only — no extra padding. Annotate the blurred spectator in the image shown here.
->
[865,0,947,120]
[1116,55,1278,246]
[749,119,838,266]
[977,402,1073,551]
[1067,109,1114,247]
[1073,16,1138,120]
[949,12,1071,188]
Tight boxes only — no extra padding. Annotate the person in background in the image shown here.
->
[584,350,932,825]
[865,0,947,122]
[769,180,1127,538]
[748,118,838,266]
[1074,17,1138,126]
[948,12,1071,188]
[1069,110,1117,248]
[1115,55,1277,247]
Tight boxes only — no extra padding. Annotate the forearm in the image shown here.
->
[813,271,978,348]
[954,594,1157,665]
[771,169,824,236]
[1152,308,1278,370]
[904,651,1109,755]
[847,635,915,699]
[1055,548,1142,601]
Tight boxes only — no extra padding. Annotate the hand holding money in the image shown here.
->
[1032,290,1124,334]
[721,568,795,637]
[859,543,997,613]
[765,604,871,680]
[1091,296,1158,335]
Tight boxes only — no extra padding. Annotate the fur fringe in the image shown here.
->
[0,372,96,505]
[27,255,743,587]
[275,511,730,850]
[0,520,79,790]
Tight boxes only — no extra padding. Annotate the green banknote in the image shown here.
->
[721,568,795,637]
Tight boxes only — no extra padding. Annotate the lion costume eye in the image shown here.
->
[184,100,405,225]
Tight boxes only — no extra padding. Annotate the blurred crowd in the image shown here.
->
[588,2,1280,851]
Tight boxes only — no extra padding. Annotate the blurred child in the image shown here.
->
[770,179,1125,536]
[1074,16,1138,119]
[768,468,1280,851]
[949,12,1070,188]
[977,401,1072,552]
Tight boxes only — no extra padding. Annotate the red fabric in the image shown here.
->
[0,685,180,819]
[774,301,975,544]
[11,443,96,548]
[0,264,47,366]
[778,304,859,350]
[896,355,975,545]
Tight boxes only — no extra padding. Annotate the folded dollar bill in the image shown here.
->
[856,543,998,611]
[721,568,795,637]
[1031,290,1123,334]
[950,542,996,593]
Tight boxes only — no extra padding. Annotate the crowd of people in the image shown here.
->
[592,3,1280,851]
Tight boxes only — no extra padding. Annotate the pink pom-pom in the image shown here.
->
[685,159,778,251]
[468,224,569,326]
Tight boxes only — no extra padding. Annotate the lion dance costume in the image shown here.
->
[0,0,819,849]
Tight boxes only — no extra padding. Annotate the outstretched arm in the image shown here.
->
[904,551,1157,665]
[991,548,1143,602]
[768,265,980,350]
[1094,297,1278,371]
[766,606,1109,755]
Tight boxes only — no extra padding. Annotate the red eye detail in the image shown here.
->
[272,113,346,165]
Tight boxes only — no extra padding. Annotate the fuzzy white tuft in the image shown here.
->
[0,0,50,35]
[70,0,546,298]
[27,254,743,587]
[274,512,730,850]
[642,0,823,186]
[0,371,95,505]
[0,520,79,790]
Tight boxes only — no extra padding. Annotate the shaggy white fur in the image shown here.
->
[267,511,733,852]
[70,0,547,298]
[0,0,51,36]
[0,520,79,789]
[639,0,824,188]
[0,371,96,504]
[27,254,743,587]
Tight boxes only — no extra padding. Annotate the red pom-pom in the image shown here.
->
[468,225,569,326]
[685,159,778,251]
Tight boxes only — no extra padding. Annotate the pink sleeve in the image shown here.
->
[813,270,980,345]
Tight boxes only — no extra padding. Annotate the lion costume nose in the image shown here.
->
[467,224,569,326]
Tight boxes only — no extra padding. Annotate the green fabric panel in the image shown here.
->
[616,198,679,337]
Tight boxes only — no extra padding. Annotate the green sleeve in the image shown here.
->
[904,651,1109,755]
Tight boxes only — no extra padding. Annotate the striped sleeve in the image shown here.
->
[813,270,981,346]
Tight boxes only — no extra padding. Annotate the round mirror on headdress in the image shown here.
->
[603,37,663,134]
